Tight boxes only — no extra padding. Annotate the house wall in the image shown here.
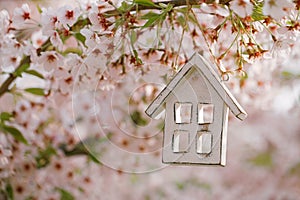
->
[162,66,225,164]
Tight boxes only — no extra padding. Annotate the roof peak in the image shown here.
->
[145,53,247,120]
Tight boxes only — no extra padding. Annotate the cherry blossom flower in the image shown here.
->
[80,28,100,49]
[1,55,21,73]
[1,1,300,199]
[263,0,294,20]
[41,7,59,36]
[84,47,107,72]
[0,10,10,37]
[0,145,12,167]
[38,51,64,72]
[31,30,48,49]
[88,10,112,33]
[50,31,64,51]
[14,100,32,124]
[12,4,32,26]
[57,5,80,29]
[230,0,253,18]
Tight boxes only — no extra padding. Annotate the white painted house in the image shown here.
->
[145,53,247,166]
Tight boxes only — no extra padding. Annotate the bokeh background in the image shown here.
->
[1,0,300,199]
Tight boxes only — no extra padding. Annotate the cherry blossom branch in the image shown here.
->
[0,56,31,97]
[106,0,232,15]
[0,39,51,98]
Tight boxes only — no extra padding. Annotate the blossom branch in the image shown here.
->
[0,39,51,98]
[106,0,233,15]
[0,56,30,97]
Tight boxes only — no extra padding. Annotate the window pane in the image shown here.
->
[198,104,214,124]
[173,130,189,153]
[197,132,212,154]
[175,102,192,124]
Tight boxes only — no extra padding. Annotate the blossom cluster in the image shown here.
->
[0,0,300,199]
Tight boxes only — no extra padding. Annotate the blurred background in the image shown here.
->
[1,0,300,199]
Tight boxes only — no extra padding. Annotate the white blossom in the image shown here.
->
[0,10,10,37]
[230,0,253,18]
[38,51,64,72]
[12,4,32,26]
[263,0,294,20]
[41,7,59,36]
[57,5,80,29]
[50,31,64,51]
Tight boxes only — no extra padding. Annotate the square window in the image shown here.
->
[196,132,212,154]
[198,104,214,124]
[175,102,192,124]
[173,130,189,153]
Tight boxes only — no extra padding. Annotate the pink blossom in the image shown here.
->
[0,10,10,37]
[12,4,32,26]
[88,11,112,33]
[263,0,294,20]
[38,51,64,72]
[80,28,100,49]
[57,5,80,29]
[0,145,12,167]
[230,0,253,18]
[41,7,59,36]
[31,30,48,49]
[50,31,64,51]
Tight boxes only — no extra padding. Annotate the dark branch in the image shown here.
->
[0,56,30,97]
[0,39,50,98]
[106,0,232,15]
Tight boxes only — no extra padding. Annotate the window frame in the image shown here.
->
[197,103,214,125]
[172,130,190,153]
[196,131,212,154]
[174,102,193,124]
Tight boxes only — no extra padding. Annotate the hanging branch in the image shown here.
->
[106,0,233,15]
[0,0,233,98]
[0,39,51,98]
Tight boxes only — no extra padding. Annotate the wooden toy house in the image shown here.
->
[145,53,247,166]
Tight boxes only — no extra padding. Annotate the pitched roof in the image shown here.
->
[145,53,247,120]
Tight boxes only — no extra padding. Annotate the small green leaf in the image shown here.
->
[88,153,101,164]
[281,71,295,79]
[118,1,134,12]
[0,112,13,122]
[141,12,161,20]
[14,63,30,77]
[252,2,266,21]
[24,70,44,79]
[74,32,86,44]
[2,125,28,145]
[130,30,137,45]
[130,110,148,126]
[177,15,186,27]
[164,4,173,12]
[143,14,162,28]
[57,188,74,200]
[61,136,108,164]
[62,48,83,56]
[249,151,273,167]
[135,0,159,8]
[6,183,14,200]
[176,182,185,190]
[24,88,45,96]
[36,4,43,14]
[288,162,300,176]
[35,146,57,168]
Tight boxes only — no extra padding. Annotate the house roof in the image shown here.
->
[145,53,247,120]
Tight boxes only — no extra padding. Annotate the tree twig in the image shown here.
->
[106,0,232,15]
[0,0,233,98]
[0,56,30,97]
[0,39,50,98]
